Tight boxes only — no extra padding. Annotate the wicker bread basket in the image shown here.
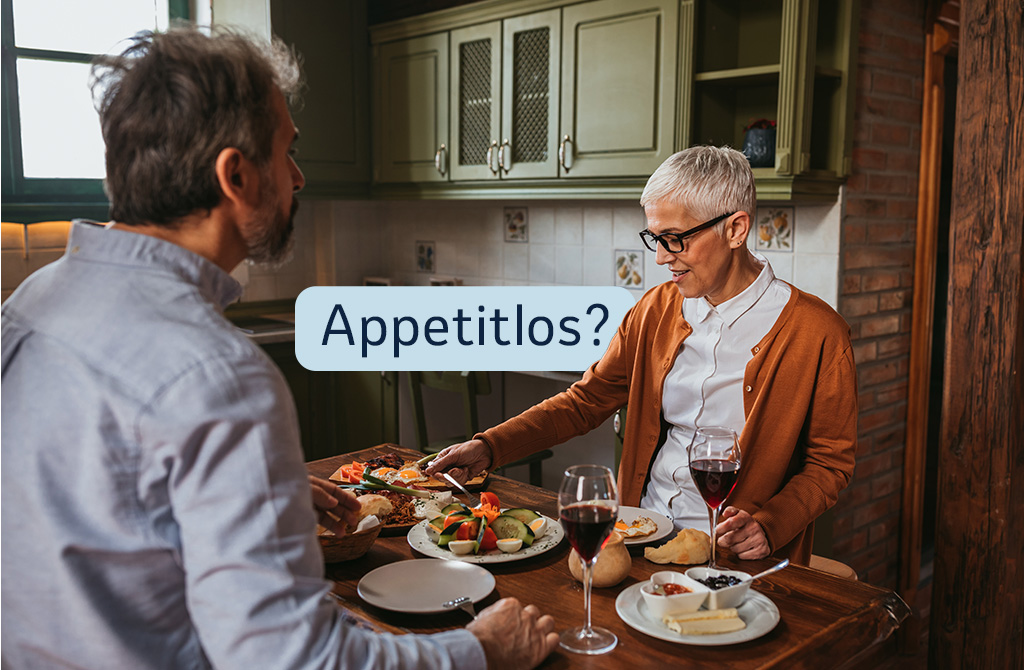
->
[318,523,382,562]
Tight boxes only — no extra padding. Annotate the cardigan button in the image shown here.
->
[745,385,752,392]
[753,346,760,353]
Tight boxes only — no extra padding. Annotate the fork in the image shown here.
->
[441,472,481,508]
[443,596,478,619]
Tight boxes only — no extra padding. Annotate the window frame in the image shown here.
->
[1,0,189,223]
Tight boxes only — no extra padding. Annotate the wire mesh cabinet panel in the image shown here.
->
[500,9,560,179]
[450,22,501,181]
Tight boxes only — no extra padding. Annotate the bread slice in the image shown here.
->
[663,607,746,635]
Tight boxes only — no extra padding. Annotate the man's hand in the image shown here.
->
[467,598,558,670]
[424,439,493,484]
[309,475,360,537]
[715,507,770,560]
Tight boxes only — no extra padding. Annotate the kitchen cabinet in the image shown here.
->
[374,33,450,183]
[370,0,678,193]
[269,0,369,197]
[680,0,859,199]
[559,0,678,178]
[449,10,561,181]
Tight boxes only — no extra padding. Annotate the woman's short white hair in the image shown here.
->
[640,146,757,222]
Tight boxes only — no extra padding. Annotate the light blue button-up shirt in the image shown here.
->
[1,221,485,669]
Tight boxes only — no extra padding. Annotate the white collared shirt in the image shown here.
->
[640,254,791,530]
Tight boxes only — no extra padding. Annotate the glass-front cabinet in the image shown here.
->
[449,10,561,181]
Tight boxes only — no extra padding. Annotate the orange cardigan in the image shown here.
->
[478,282,858,564]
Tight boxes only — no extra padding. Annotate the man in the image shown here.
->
[429,146,857,565]
[1,27,556,669]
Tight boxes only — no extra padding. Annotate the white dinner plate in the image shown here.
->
[407,514,564,564]
[357,559,495,613]
[615,583,780,645]
[616,506,673,545]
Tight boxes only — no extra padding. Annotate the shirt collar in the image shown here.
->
[68,219,243,309]
[686,253,777,326]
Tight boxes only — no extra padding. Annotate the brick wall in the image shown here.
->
[832,0,926,587]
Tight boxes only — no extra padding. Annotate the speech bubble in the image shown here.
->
[295,286,636,371]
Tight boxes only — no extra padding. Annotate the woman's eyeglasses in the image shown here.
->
[639,212,734,253]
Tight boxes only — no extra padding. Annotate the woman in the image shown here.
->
[428,146,857,565]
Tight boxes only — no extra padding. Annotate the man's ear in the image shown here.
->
[214,147,260,211]
[727,211,752,249]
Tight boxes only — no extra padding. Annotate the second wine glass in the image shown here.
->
[558,464,619,655]
[688,426,742,570]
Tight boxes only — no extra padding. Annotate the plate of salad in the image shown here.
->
[407,491,564,564]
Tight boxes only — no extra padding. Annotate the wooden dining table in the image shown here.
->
[308,445,909,669]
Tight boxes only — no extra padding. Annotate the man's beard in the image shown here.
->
[245,190,298,267]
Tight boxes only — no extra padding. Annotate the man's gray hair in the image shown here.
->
[640,146,757,221]
[91,24,302,227]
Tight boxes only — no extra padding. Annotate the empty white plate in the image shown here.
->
[357,559,495,613]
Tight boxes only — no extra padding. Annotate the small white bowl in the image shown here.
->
[684,567,752,609]
[496,538,523,553]
[639,571,710,619]
[448,540,476,555]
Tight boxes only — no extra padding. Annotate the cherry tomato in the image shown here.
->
[479,527,498,552]
[455,520,480,541]
[444,513,469,529]
[479,491,500,509]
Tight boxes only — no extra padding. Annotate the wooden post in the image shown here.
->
[930,0,1024,667]
[900,15,956,656]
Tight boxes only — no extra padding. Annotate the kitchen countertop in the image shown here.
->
[230,312,295,345]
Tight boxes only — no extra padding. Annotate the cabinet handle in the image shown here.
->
[498,138,511,174]
[559,134,573,173]
[486,140,499,176]
[435,144,448,176]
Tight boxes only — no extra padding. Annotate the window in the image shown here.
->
[1,0,187,222]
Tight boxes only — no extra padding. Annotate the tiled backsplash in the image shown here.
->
[2,193,842,310]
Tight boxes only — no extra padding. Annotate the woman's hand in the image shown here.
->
[424,439,493,484]
[715,506,770,560]
[309,475,360,536]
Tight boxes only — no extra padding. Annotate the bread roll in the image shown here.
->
[643,528,711,565]
[356,494,393,522]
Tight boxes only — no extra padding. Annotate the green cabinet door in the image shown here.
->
[450,21,502,181]
[499,9,561,180]
[269,0,369,196]
[375,33,450,183]
[559,0,679,178]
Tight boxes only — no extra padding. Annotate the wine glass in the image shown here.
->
[688,426,742,570]
[558,464,619,655]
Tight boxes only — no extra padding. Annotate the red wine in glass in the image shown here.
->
[690,459,740,510]
[560,502,617,562]
[688,427,742,570]
[558,464,618,655]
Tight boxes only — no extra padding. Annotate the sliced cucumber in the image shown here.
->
[441,502,471,516]
[490,514,536,547]
[474,516,488,555]
[503,508,542,525]
[428,516,447,532]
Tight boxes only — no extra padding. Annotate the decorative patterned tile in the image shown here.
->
[416,240,436,273]
[755,206,794,252]
[614,249,644,290]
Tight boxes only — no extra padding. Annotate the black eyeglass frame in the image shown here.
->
[638,212,735,253]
